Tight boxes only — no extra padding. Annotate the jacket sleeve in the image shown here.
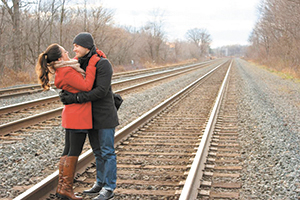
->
[64,65,96,91]
[77,59,113,102]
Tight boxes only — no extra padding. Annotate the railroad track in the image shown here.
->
[0,62,199,99]
[0,60,222,143]
[197,60,242,199]
[13,59,242,199]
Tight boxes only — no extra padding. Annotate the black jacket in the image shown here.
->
[77,47,119,129]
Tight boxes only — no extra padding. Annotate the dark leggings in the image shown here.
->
[62,129,87,157]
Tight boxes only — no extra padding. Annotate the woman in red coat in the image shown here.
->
[36,43,99,200]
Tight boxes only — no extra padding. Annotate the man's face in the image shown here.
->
[73,44,90,58]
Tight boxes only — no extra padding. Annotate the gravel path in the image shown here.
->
[236,59,300,199]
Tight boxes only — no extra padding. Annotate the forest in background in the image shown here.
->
[246,0,300,79]
[0,0,215,87]
[0,0,299,88]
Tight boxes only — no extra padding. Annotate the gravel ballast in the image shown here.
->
[236,59,300,199]
[0,64,216,199]
[0,59,299,199]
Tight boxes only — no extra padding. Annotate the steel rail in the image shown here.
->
[0,70,137,97]
[0,95,59,115]
[13,61,227,200]
[0,68,165,98]
[0,87,45,98]
[0,60,216,115]
[0,61,215,136]
[179,60,233,200]
[0,61,213,98]
[0,85,42,94]
[113,61,214,93]
[0,65,175,96]
[112,60,213,84]
[110,61,205,79]
[0,108,62,136]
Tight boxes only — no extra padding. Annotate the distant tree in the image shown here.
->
[0,0,210,86]
[89,5,114,47]
[49,0,60,43]
[59,0,66,45]
[1,0,22,70]
[143,8,166,64]
[213,45,247,57]
[247,0,300,77]
[186,28,212,58]
[0,5,7,72]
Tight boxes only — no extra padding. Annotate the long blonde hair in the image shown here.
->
[35,43,62,90]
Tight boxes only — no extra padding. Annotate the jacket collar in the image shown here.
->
[78,46,97,65]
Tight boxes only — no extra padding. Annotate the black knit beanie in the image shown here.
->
[73,32,95,50]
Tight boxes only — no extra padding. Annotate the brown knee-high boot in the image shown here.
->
[56,155,67,197]
[58,156,82,200]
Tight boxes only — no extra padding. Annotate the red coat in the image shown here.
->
[54,65,96,129]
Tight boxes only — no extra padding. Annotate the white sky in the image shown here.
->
[97,0,262,48]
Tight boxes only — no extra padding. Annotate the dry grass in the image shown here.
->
[0,60,197,88]
[0,66,37,88]
[246,59,300,82]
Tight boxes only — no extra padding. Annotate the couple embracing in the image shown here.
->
[36,32,119,200]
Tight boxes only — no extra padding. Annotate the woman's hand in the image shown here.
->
[88,54,100,66]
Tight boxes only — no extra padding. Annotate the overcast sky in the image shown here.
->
[97,0,262,48]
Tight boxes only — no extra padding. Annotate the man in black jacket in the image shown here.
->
[60,32,118,200]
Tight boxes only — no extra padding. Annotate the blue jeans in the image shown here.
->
[88,128,117,191]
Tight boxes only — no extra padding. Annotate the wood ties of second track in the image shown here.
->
[0,99,62,125]
[198,64,242,199]
[0,118,61,144]
[0,99,62,144]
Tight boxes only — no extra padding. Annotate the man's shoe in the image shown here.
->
[83,182,102,194]
[93,188,114,200]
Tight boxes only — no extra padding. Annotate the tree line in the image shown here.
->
[0,0,212,87]
[247,0,300,78]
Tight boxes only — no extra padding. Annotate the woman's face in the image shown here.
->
[59,46,70,61]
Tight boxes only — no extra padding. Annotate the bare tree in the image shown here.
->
[0,5,6,72]
[186,28,212,58]
[142,9,166,64]
[90,5,114,46]
[0,0,210,86]
[49,0,60,43]
[106,27,137,66]
[59,0,66,45]
[23,0,59,66]
[1,0,22,70]
[248,0,300,76]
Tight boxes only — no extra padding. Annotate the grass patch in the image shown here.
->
[246,60,300,83]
